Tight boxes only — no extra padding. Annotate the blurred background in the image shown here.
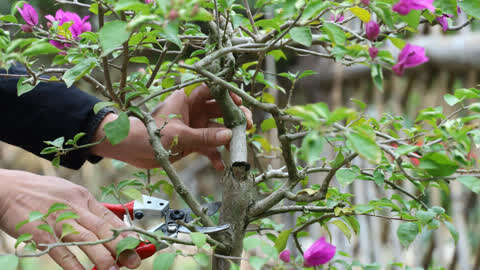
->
[1,0,480,269]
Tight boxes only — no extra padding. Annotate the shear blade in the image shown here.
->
[183,202,222,223]
[195,224,230,234]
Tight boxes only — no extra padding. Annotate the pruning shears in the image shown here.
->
[91,195,228,270]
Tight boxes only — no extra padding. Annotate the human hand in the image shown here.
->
[91,84,253,170]
[0,169,141,270]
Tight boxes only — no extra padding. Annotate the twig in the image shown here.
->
[146,45,168,89]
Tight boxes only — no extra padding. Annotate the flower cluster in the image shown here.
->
[17,3,91,50]
[279,237,336,267]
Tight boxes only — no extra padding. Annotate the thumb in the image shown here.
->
[182,127,232,148]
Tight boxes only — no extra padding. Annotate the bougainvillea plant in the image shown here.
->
[1,0,480,269]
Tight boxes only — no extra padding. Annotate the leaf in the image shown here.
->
[59,223,79,240]
[388,36,406,49]
[28,211,44,222]
[260,118,276,132]
[416,210,436,225]
[0,15,17,23]
[56,211,79,223]
[0,254,19,270]
[17,77,38,96]
[336,168,358,187]
[274,229,292,252]
[161,22,182,49]
[459,0,480,20]
[434,0,458,15]
[371,63,383,91]
[458,176,480,193]
[62,58,97,87]
[15,220,29,231]
[331,219,352,240]
[346,131,381,164]
[394,145,419,157]
[104,112,130,145]
[401,10,421,29]
[153,252,176,270]
[267,49,286,61]
[193,253,209,267]
[397,222,419,248]
[289,27,312,47]
[15,233,32,248]
[116,237,141,259]
[190,232,207,248]
[300,132,325,165]
[298,70,317,79]
[243,237,261,251]
[37,224,55,235]
[349,6,371,22]
[120,187,143,201]
[419,152,459,177]
[93,102,117,114]
[322,23,346,46]
[249,256,267,270]
[23,42,60,56]
[99,20,131,56]
[444,221,459,243]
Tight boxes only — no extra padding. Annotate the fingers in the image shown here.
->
[201,148,224,171]
[181,127,232,149]
[59,222,118,270]
[240,106,253,129]
[49,246,86,270]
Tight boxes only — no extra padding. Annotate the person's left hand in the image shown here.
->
[91,84,253,170]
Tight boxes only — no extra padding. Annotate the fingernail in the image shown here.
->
[216,129,232,142]
[109,266,119,270]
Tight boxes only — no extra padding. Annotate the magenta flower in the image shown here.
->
[330,13,344,23]
[303,237,336,267]
[369,47,379,59]
[279,249,291,263]
[145,0,154,3]
[457,6,462,15]
[436,14,452,32]
[392,0,435,16]
[392,43,429,76]
[361,0,370,5]
[365,21,380,41]
[17,3,38,32]
[45,9,91,49]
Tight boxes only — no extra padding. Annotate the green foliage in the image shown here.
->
[153,252,176,270]
[0,255,19,270]
[104,112,131,145]
[116,237,141,259]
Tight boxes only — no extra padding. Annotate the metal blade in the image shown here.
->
[194,224,230,234]
[183,202,222,223]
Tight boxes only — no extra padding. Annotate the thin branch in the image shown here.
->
[251,205,335,221]
[265,4,306,51]
[448,18,474,31]
[243,0,258,35]
[146,45,168,89]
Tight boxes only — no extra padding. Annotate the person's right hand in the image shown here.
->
[0,169,141,270]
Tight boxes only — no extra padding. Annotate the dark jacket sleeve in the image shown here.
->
[0,65,113,170]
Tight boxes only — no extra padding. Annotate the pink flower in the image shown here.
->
[279,250,291,263]
[369,47,379,59]
[330,13,344,23]
[392,0,435,16]
[45,9,91,49]
[17,3,38,32]
[365,20,380,41]
[145,0,154,3]
[303,237,336,267]
[361,0,370,5]
[457,6,462,15]
[436,14,452,32]
[392,43,429,76]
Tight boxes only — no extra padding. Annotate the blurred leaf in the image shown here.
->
[23,42,60,57]
[274,229,291,252]
[444,94,461,106]
[444,221,459,243]
[267,49,287,61]
[60,223,79,240]
[193,253,209,267]
[397,222,419,247]
[153,252,176,270]
[459,0,480,19]
[371,63,384,92]
[458,176,480,193]
[15,233,32,248]
[349,6,371,22]
[416,210,436,225]
[99,20,131,56]
[243,237,261,251]
[116,237,140,259]
[120,188,143,201]
[289,27,312,47]
[104,112,130,145]
[37,224,54,235]
[434,0,458,15]
[249,256,267,270]
[336,168,358,187]
[260,118,276,132]
[401,10,421,29]
[190,232,207,248]
[0,254,18,270]
[394,145,419,157]
[17,77,37,96]
[56,211,79,223]
[300,132,325,165]
[62,57,97,87]
[322,23,346,46]
[331,219,352,240]
[419,152,459,177]
[346,130,381,164]
[28,211,44,222]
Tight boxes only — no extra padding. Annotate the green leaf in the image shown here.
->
[115,0,150,13]
[260,118,276,132]
[99,20,131,56]
[349,6,371,22]
[388,36,406,49]
[394,145,419,157]
[298,70,317,79]
[401,10,421,29]
[104,112,130,145]
[56,211,79,223]
[193,253,209,267]
[300,132,325,165]
[0,14,17,23]
[15,219,29,231]
[346,131,381,164]
[153,252,176,270]
[73,132,86,144]
[458,176,480,193]
[130,56,150,64]
[120,188,143,201]
[331,219,352,240]
[434,0,458,15]
[289,27,312,47]
[336,168,358,187]
[116,237,141,259]
[416,210,436,225]
[371,63,384,91]
[459,0,480,20]
[243,237,261,251]
[17,77,38,96]
[190,232,207,248]
[444,94,461,106]
[444,221,458,243]
[62,58,97,87]
[322,23,346,46]
[0,254,19,270]
[23,42,60,56]
[37,224,55,235]
[397,222,419,248]
[249,256,267,270]
[419,152,459,177]
[161,22,182,49]
[15,233,32,248]
[29,211,44,222]
[274,229,291,252]
[267,49,287,61]
[60,223,79,240]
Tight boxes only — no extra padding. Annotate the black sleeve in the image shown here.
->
[0,65,113,170]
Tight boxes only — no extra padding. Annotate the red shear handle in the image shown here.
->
[102,201,134,220]
[91,242,156,270]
